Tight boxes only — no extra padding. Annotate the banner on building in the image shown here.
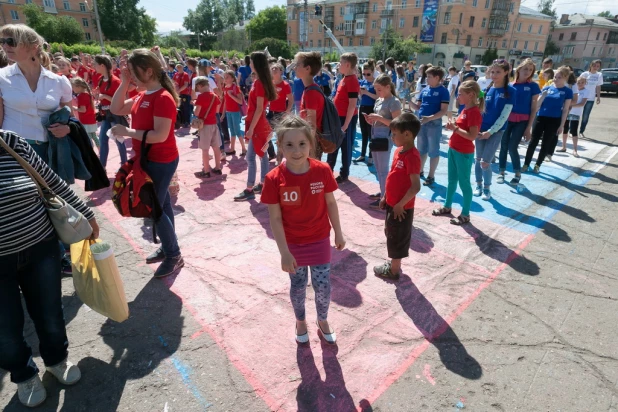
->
[420,0,438,43]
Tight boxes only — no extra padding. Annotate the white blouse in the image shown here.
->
[0,64,72,142]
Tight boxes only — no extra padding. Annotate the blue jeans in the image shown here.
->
[327,115,358,179]
[146,157,180,258]
[475,130,504,187]
[0,234,68,383]
[28,141,49,164]
[579,100,594,134]
[246,139,269,187]
[99,117,128,168]
[416,118,442,158]
[499,121,527,173]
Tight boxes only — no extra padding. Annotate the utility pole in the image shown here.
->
[303,0,309,49]
[90,0,105,54]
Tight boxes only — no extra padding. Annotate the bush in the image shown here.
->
[251,38,298,59]
[48,42,243,60]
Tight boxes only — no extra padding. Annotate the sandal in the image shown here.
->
[373,261,400,280]
[422,176,435,186]
[556,148,567,153]
[432,206,452,216]
[194,170,211,178]
[572,151,580,158]
[450,215,470,225]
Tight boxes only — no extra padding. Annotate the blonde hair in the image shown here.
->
[554,66,570,80]
[515,58,536,83]
[275,114,315,158]
[340,52,358,68]
[458,80,485,113]
[70,76,94,111]
[0,24,49,67]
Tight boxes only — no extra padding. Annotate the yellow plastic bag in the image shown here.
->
[71,239,129,322]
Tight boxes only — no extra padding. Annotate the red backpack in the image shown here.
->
[112,131,163,241]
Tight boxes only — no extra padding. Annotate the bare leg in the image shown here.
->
[420,153,428,175]
[428,156,440,178]
[202,149,211,172]
[229,136,236,152]
[391,258,402,274]
[296,319,308,335]
[213,146,222,169]
[572,134,579,156]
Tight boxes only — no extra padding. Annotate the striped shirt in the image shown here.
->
[0,132,94,256]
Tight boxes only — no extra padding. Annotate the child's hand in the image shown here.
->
[379,197,386,210]
[445,120,456,131]
[334,233,346,250]
[281,251,297,273]
[479,131,491,140]
[524,127,531,141]
[393,203,407,221]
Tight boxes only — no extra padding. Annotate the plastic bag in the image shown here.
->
[71,239,129,322]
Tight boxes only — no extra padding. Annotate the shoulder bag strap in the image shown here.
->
[0,136,54,200]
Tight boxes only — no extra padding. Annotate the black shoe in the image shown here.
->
[234,189,255,201]
[335,175,348,184]
[146,247,165,264]
[353,155,366,163]
[369,200,381,209]
[153,256,184,278]
[422,176,435,186]
[225,150,236,155]
[253,183,263,194]
[368,192,381,200]
[212,168,222,175]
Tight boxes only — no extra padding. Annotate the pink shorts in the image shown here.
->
[288,237,331,267]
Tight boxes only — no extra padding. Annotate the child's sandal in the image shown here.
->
[450,215,470,225]
[194,170,211,178]
[432,207,452,216]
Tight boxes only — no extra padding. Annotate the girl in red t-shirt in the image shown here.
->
[234,51,277,202]
[70,77,100,149]
[261,116,345,344]
[56,57,74,79]
[432,80,484,225]
[221,70,245,156]
[109,49,184,279]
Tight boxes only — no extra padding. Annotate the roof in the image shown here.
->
[519,6,553,20]
[556,13,618,29]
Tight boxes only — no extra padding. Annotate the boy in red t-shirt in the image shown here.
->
[326,52,360,183]
[192,78,222,178]
[374,112,422,280]
[295,51,326,161]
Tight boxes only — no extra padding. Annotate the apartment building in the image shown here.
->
[286,0,551,68]
[0,0,99,42]
[550,13,618,70]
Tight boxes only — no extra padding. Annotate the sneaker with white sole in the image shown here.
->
[473,185,483,197]
[46,359,81,385]
[496,174,505,184]
[17,375,46,407]
[481,188,492,201]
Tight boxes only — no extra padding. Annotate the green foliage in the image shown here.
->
[214,30,249,53]
[370,27,428,62]
[23,4,84,45]
[158,31,188,49]
[543,39,560,57]
[597,11,613,18]
[183,0,223,50]
[245,6,287,42]
[245,0,255,19]
[251,38,297,59]
[323,51,340,62]
[481,48,498,65]
[538,0,557,28]
[97,0,156,45]
[48,42,242,60]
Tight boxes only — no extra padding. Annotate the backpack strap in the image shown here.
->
[139,130,152,170]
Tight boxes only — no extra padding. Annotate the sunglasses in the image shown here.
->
[0,37,17,47]
[363,73,372,76]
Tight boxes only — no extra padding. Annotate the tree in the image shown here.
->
[97,0,157,45]
[23,4,84,45]
[370,27,428,62]
[245,0,255,19]
[481,48,498,65]
[183,0,225,50]
[214,29,249,52]
[597,11,613,18]
[251,38,297,59]
[543,39,560,57]
[245,6,286,42]
[538,0,557,28]
[159,31,188,49]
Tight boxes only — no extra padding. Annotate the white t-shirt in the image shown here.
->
[447,75,460,94]
[581,71,603,97]
[396,77,405,93]
[477,76,492,91]
[569,85,589,117]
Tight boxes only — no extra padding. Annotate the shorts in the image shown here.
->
[226,111,242,136]
[198,124,221,150]
[385,205,414,260]
[416,118,442,158]
[83,124,98,134]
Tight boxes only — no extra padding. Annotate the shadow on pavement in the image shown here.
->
[330,250,367,308]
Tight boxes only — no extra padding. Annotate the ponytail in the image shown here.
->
[159,70,180,105]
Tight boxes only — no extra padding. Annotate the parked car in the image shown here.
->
[601,71,618,95]
[470,65,489,78]
[602,67,618,72]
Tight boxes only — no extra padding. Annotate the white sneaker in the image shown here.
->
[17,375,46,408]
[473,185,483,197]
[46,359,81,385]
[482,188,492,201]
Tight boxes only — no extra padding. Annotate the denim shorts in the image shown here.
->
[416,118,442,158]
[226,111,242,137]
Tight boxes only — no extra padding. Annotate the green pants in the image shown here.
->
[445,148,475,216]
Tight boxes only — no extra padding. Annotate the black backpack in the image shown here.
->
[305,85,345,154]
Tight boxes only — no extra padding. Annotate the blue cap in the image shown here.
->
[198,59,212,67]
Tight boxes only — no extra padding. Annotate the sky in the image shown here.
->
[147,0,617,34]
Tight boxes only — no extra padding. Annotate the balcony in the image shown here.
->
[43,5,58,13]
[488,27,507,36]
[355,28,366,35]
[345,30,354,36]
[355,13,368,20]
[490,0,509,15]
[380,9,394,17]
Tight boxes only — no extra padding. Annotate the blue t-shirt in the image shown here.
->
[293,77,305,101]
[406,69,415,83]
[238,66,251,84]
[418,85,450,117]
[511,82,541,115]
[390,70,397,84]
[330,77,341,99]
[359,79,376,106]
[481,85,517,131]
[314,72,330,87]
[537,85,574,118]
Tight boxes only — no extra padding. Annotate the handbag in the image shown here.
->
[369,138,390,152]
[192,93,215,131]
[0,136,93,244]
[96,104,105,122]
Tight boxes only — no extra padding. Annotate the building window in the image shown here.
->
[318,39,322,47]
[485,0,490,8]
[400,17,405,27]
[513,40,518,48]
[469,16,475,27]
[570,32,576,40]
[509,2,513,12]
[10,10,18,20]
[44,0,55,7]
[472,0,477,6]
[466,34,472,46]
[538,25,542,34]
[78,2,85,10]
[372,20,377,29]
[360,38,364,45]
[528,24,532,33]
[8,0,14,3]
[548,34,552,40]
[591,46,595,55]
[559,33,564,40]
[441,32,447,44]
[373,3,377,12]
[524,40,528,49]
[444,12,451,24]
[517,22,522,32]
[481,18,486,28]
[459,13,463,24]
[339,38,343,44]
[402,0,407,9]
[310,40,313,47]
[288,26,291,34]
[63,0,70,9]
[603,33,607,40]
[309,25,313,33]
[82,18,89,27]
[288,12,292,20]
[478,37,483,47]
[85,32,91,40]
[415,0,421,7]
[26,0,33,3]
[348,38,353,46]
[506,21,510,30]
[318,25,322,32]
[502,39,506,48]
[413,16,419,27]
[370,37,375,45]
[599,47,603,55]
[340,7,344,15]
[534,41,538,50]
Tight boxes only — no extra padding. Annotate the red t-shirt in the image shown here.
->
[195,91,220,125]
[131,89,179,163]
[269,80,291,112]
[223,85,241,113]
[449,106,483,154]
[127,88,139,99]
[333,74,360,117]
[76,92,96,125]
[173,71,190,94]
[77,66,89,80]
[261,159,338,244]
[300,83,324,133]
[113,68,121,78]
[91,70,102,88]
[245,79,272,156]
[385,146,421,209]
[99,75,121,106]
